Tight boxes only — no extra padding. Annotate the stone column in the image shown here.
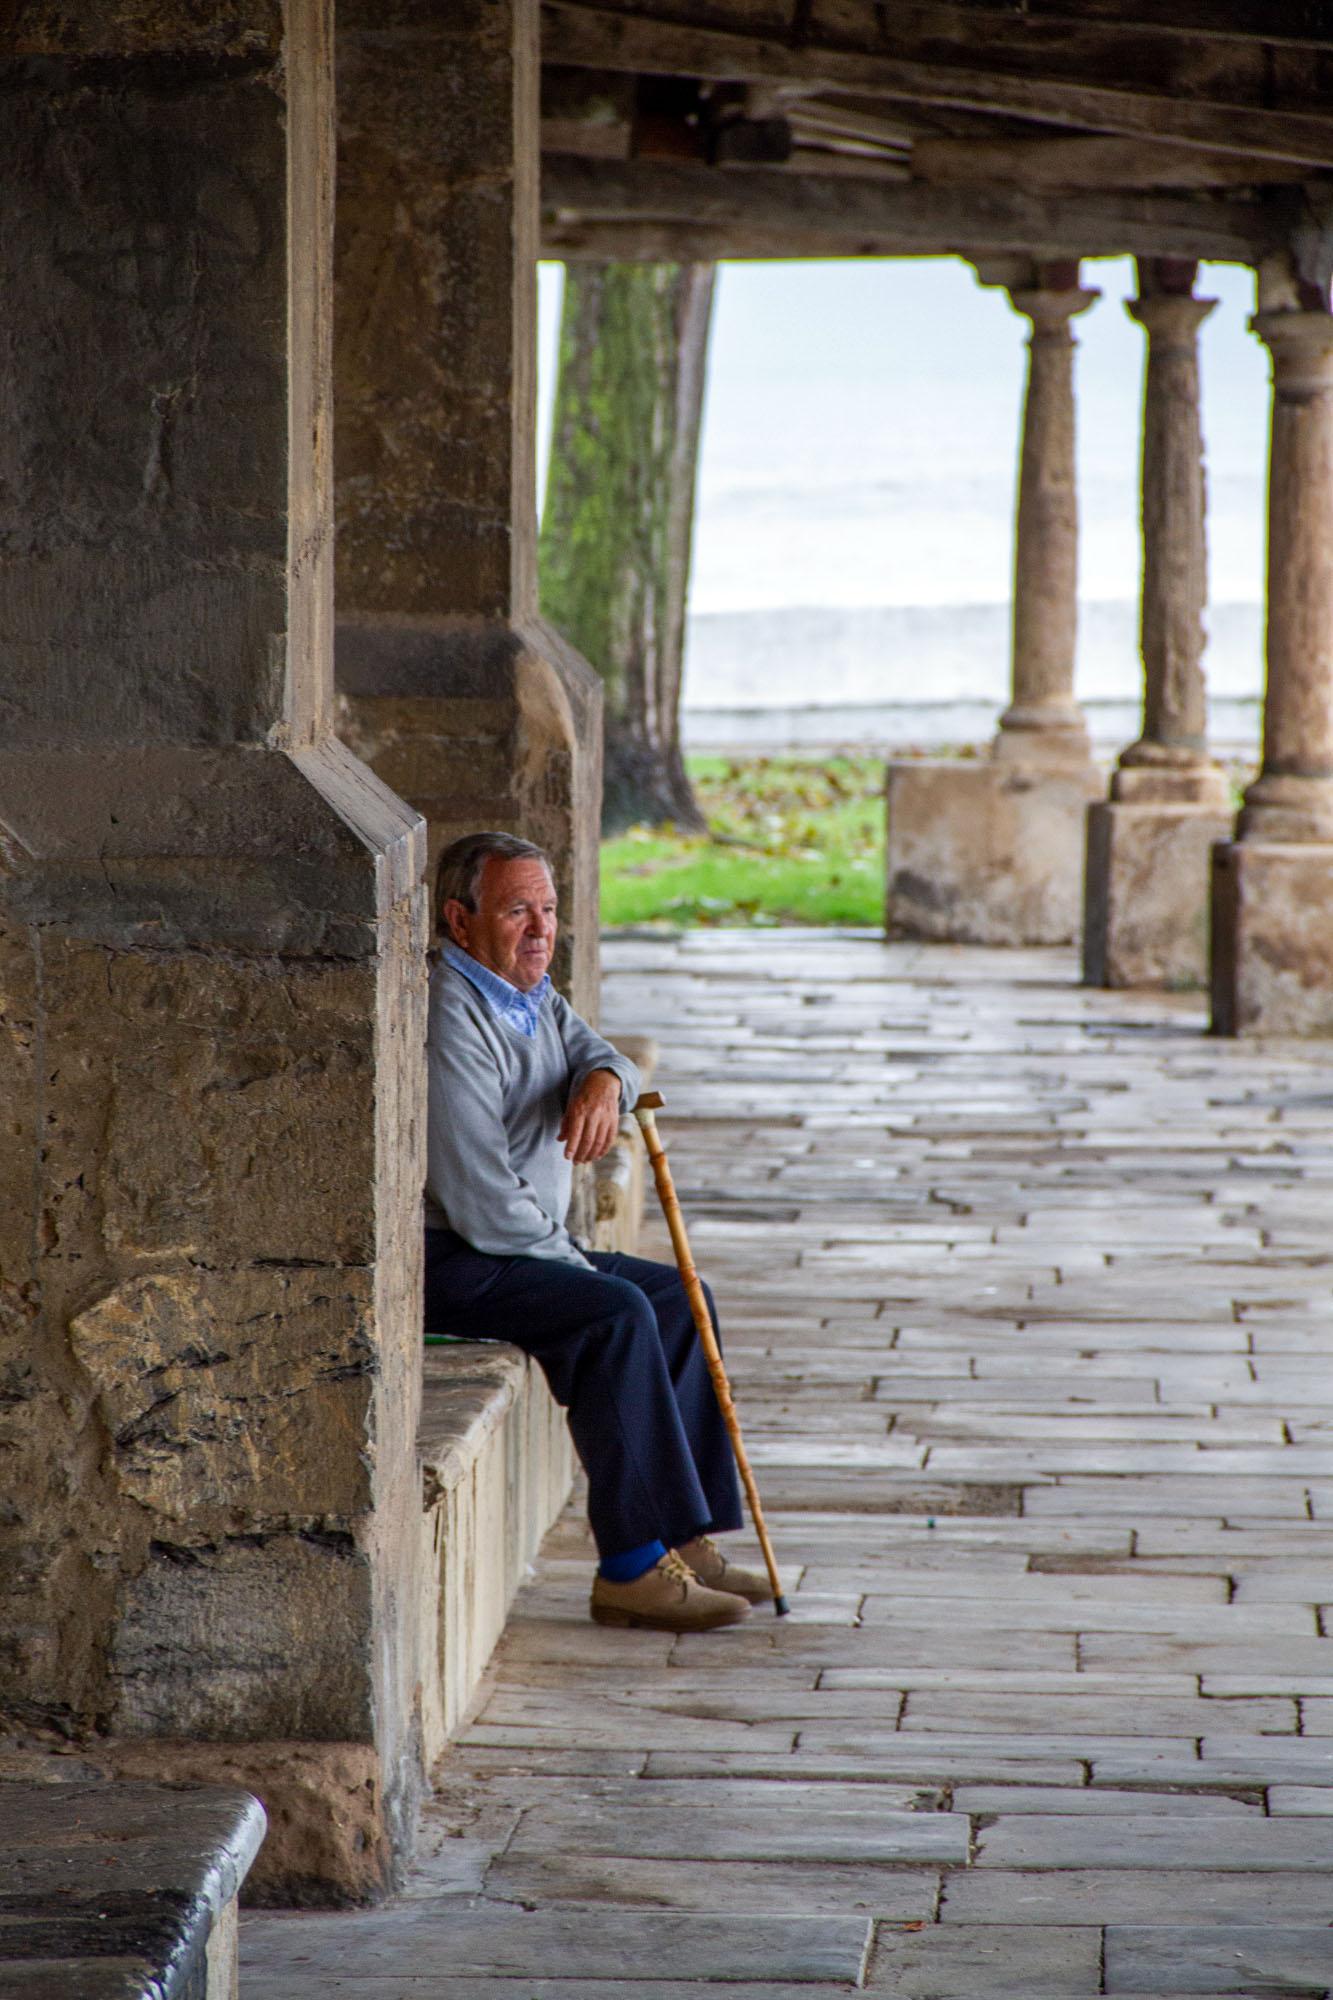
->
[886,261,1101,944]
[997,279,1099,761]
[0,1,427,1902]
[1212,282,1333,1033]
[1084,260,1232,989]
[334,0,602,1014]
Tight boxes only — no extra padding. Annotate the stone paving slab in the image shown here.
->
[952,1788,1262,1817]
[239,1911,872,1984]
[670,1625,1081,1669]
[974,1814,1333,1870]
[856,1599,1306,1637]
[1269,1786,1333,1814]
[243,935,1333,1997]
[1103,1924,1333,1993]
[942,1871,1333,1924]
[501,1799,971,1863]
[484,1855,943,1915]
[865,1920,1103,1995]
[457,1776,941,1813]
[642,1750,1091,1786]
[246,1987,872,2000]
[898,1695,1295,1735]
[823,1671,1201,1695]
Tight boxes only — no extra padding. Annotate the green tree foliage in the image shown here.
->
[540,262,714,834]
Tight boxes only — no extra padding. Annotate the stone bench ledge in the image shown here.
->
[419,1344,529,1505]
[0,1778,265,1999]
[415,1346,573,1762]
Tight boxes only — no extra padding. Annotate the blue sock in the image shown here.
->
[599,1539,666,1583]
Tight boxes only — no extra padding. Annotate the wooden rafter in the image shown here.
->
[542,4,1333,168]
[541,153,1278,261]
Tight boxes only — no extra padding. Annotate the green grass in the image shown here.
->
[601,747,1263,930]
[601,753,887,928]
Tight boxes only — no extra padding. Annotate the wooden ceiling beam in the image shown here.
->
[541,155,1276,262]
[541,218,923,258]
[542,4,1333,168]
[847,1,1333,52]
[911,135,1319,191]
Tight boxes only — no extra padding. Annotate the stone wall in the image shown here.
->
[0,0,429,1902]
[333,0,603,1014]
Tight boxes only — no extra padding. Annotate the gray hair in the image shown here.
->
[435,830,554,927]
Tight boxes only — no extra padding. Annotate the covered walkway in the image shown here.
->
[243,931,1333,1996]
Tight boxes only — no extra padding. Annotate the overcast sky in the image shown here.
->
[538,255,1271,621]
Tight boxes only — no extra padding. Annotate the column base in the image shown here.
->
[993,711,1092,768]
[1211,839,1333,1035]
[1083,796,1233,989]
[1110,761,1231,807]
[885,750,1102,946]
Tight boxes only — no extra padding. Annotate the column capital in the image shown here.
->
[1250,308,1333,396]
[1125,293,1217,344]
[1008,286,1100,337]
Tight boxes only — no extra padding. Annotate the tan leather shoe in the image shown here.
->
[590,1550,751,1632]
[677,1534,774,1604]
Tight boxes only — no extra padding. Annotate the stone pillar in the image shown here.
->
[997,280,1099,761]
[1212,278,1333,1034]
[334,0,602,1014]
[1084,260,1232,989]
[886,262,1102,944]
[0,2,427,1902]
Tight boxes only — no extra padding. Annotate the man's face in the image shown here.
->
[446,855,557,992]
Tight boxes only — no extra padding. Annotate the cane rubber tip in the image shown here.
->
[773,1595,790,1617]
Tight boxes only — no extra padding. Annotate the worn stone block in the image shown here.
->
[1083,797,1233,990]
[1211,839,1333,1036]
[69,1269,376,1533]
[93,1741,389,1909]
[0,1777,264,1997]
[94,952,378,1265]
[885,756,1102,946]
[111,1534,374,1742]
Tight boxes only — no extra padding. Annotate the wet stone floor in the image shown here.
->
[243,931,1333,1998]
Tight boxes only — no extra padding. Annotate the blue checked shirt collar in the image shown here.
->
[442,941,550,1039]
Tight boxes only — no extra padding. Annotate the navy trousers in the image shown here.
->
[424,1230,743,1559]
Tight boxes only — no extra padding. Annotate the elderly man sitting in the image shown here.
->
[423,829,771,1633]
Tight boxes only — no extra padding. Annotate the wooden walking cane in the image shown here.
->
[632,1090,789,1616]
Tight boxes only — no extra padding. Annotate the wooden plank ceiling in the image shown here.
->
[539,1,1333,264]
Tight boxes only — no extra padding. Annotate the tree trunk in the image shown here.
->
[540,261,715,834]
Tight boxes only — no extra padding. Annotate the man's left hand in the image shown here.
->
[558,1068,623,1164]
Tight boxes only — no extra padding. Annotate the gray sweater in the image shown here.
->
[424,953,641,1267]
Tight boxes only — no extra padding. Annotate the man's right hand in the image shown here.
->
[558,1069,622,1164]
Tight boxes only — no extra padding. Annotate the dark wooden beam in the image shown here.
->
[541,154,1276,263]
[855,2,1333,51]
[543,218,927,258]
[542,4,1333,168]
[911,135,1319,192]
